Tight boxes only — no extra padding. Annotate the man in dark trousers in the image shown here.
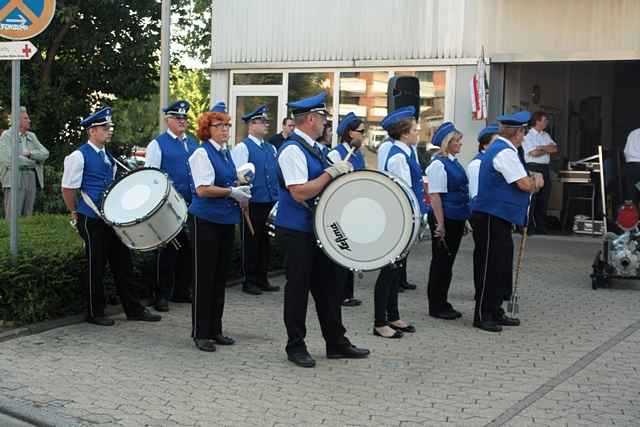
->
[231,105,280,295]
[275,92,369,368]
[145,100,199,311]
[61,107,161,326]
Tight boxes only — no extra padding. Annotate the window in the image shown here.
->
[287,72,334,115]
[233,73,283,85]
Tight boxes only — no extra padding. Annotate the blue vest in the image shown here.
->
[156,132,198,204]
[333,144,365,170]
[472,139,530,226]
[469,151,485,205]
[77,143,115,219]
[188,143,240,224]
[385,143,429,215]
[432,155,470,220]
[275,134,326,232]
[320,145,330,157]
[242,137,279,203]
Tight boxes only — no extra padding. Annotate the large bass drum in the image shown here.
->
[313,170,422,271]
[101,168,188,251]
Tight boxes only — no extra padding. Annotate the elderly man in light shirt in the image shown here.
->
[623,127,640,203]
[523,111,557,234]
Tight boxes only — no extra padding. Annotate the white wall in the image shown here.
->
[453,65,486,166]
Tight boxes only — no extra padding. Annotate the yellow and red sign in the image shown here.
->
[0,0,56,40]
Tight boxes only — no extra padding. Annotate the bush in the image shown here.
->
[0,214,284,325]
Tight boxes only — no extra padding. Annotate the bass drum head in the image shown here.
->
[314,170,419,271]
[102,168,169,225]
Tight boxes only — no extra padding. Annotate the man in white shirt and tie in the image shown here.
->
[523,111,557,234]
[623,127,640,203]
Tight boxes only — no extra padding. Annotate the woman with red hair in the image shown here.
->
[187,110,252,352]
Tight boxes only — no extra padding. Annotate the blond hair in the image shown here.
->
[437,131,462,156]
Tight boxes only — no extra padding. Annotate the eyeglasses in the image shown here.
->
[210,123,232,129]
[353,128,366,134]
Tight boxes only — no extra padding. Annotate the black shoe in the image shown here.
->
[397,285,405,293]
[496,314,521,326]
[258,282,280,292]
[87,316,115,326]
[389,323,416,333]
[373,327,403,338]
[402,282,417,290]
[242,284,262,295]
[473,319,503,332]
[342,298,362,307]
[430,308,462,320]
[127,309,162,322]
[194,339,216,352]
[154,298,169,312]
[213,334,235,345]
[327,344,370,359]
[288,351,316,368]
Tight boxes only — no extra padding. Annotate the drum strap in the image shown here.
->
[80,191,105,221]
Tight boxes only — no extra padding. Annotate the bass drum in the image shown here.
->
[101,167,188,251]
[313,170,422,271]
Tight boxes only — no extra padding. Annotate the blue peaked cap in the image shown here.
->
[477,123,499,142]
[497,111,531,127]
[288,91,328,116]
[210,101,227,113]
[431,122,458,147]
[381,106,415,131]
[242,105,268,122]
[163,100,190,117]
[80,107,113,128]
[337,112,361,137]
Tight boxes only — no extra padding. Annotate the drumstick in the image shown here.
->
[243,207,255,236]
[343,146,356,162]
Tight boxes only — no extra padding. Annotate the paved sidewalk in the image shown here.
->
[1,235,639,426]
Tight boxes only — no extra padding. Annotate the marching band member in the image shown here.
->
[61,107,162,326]
[231,105,280,296]
[145,101,198,312]
[471,112,542,332]
[275,92,369,367]
[210,101,227,113]
[328,112,366,307]
[467,124,500,302]
[317,120,333,156]
[424,122,469,320]
[187,110,251,352]
[373,106,424,339]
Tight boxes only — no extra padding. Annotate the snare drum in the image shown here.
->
[101,168,188,251]
[313,170,422,271]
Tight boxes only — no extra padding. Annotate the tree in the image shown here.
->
[0,1,163,165]
[173,0,212,66]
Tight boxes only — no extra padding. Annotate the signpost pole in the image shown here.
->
[159,0,170,133]
[9,59,20,258]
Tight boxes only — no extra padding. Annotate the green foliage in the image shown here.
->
[173,0,213,65]
[171,67,211,127]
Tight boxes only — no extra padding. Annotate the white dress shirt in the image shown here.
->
[466,155,482,199]
[377,138,393,171]
[278,128,323,186]
[493,137,528,184]
[61,142,116,189]
[188,140,229,188]
[385,141,413,186]
[425,154,458,194]
[624,128,640,163]
[145,130,189,168]
[327,142,350,165]
[231,134,271,167]
[523,128,556,164]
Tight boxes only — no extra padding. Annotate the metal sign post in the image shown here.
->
[159,0,170,133]
[1,1,56,258]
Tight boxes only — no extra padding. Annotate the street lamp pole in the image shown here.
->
[159,0,171,133]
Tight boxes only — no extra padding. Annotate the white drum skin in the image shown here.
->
[313,170,422,271]
[101,168,188,251]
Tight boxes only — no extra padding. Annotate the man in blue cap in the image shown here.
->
[471,111,543,332]
[275,91,369,367]
[231,105,280,295]
[145,100,199,312]
[61,107,162,326]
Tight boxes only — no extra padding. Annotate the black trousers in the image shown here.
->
[398,258,408,286]
[340,268,355,300]
[374,265,400,327]
[76,214,144,318]
[278,227,348,354]
[242,202,274,287]
[471,212,513,321]
[623,162,640,204]
[190,215,234,339]
[156,228,192,301]
[426,214,466,314]
[526,163,551,232]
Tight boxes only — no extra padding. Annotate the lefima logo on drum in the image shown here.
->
[329,222,351,251]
